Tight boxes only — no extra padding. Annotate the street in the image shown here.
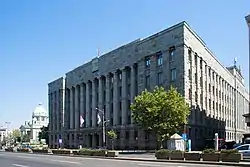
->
[0,151,241,167]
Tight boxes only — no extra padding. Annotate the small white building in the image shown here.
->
[0,126,8,144]
[20,103,49,143]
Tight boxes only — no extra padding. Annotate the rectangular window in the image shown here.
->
[169,46,175,61]
[171,68,177,81]
[146,75,150,89]
[188,49,192,62]
[119,73,122,80]
[189,89,192,100]
[145,56,150,67]
[157,72,163,85]
[188,69,191,80]
[157,53,163,66]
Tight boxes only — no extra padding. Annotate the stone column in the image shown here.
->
[105,74,111,122]
[122,68,128,125]
[75,86,79,130]
[98,77,104,112]
[86,82,90,128]
[80,84,84,127]
[92,80,97,127]
[113,72,118,125]
[53,92,57,133]
[57,91,60,132]
[131,65,136,124]
[70,88,74,129]
[150,55,157,89]
[48,93,52,131]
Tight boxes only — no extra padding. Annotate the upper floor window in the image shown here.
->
[157,53,163,66]
[118,73,122,80]
[145,56,150,67]
[157,72,163,85]
[171,68,177,81]
[188,49,192,62]
[169,46,175,61]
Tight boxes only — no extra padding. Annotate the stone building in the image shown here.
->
[243,14,250,127]
[20,103,49,143]
[48,21,249,150]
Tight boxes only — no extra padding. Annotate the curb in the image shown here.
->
[4,151,250,166]
[114,157,249,167]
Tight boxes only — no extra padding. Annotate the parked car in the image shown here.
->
[234,144,250,156]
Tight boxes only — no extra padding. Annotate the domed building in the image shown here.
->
[20,103,49,143]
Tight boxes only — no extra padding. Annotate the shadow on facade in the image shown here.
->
[187,105,226,151]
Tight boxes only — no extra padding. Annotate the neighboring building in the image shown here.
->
[0,126,8,144]
[243,14,250,127]
[20,103,49,143]
[48,21,249,150]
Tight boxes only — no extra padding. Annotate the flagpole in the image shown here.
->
[95,108,109,148]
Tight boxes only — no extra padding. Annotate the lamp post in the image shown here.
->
[95,108,109,148]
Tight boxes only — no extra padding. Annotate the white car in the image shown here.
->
[234,144,250,156]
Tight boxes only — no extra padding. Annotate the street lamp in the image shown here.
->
[95,108,109,148]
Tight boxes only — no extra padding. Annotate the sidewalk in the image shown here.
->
[115,156,250,167]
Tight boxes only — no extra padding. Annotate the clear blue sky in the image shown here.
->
[0,0,249,128]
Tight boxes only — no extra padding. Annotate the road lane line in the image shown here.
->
[51,159,80,164]
[12,164,29,167]
[137,164,162,167]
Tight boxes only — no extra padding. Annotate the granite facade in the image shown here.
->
[48,21,250,150]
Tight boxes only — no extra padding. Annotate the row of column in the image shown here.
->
[66,64,138,130]
[186,46,248,140]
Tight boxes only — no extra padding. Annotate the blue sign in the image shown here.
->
[182,133,187,140]
[188,139,191,152]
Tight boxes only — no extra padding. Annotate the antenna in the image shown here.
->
[234,57,237,67]
[97,47,100,58]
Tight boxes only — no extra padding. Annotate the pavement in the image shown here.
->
[0,151,241,167]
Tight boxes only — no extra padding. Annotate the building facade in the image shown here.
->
[0,126,8,144]
[48,21,250,150]
[20,103,49,143]
[243,14,250,127]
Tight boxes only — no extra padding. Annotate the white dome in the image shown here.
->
[32,103,48,117]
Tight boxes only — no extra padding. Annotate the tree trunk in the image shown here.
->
[111,140,114,150]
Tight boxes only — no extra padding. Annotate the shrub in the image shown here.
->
[52,149,71,154]
[203,149,218,154]
[171,150,183,153]
[221,149,239,154]
[17,148,30,152]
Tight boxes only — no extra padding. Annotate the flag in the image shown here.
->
[80,115,84,127]
[97,112,102,125]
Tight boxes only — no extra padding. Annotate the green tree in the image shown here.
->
[38,126,49,144]
[130,86,190,148]
[12,129,21,138]
[107,130,117,150]
[21,134,31,143]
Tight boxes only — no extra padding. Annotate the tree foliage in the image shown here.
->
[12,129,21,138]
[107,130,117,150]
[21,134,31,143]
[130,86,190,144]
[107,130,117,140]
[38,126,49,144]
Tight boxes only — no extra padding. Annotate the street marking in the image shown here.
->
[12,164,29,167]
[51,159,80,164]
[138,164,162,167]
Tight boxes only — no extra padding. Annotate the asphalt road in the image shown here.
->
[0,151,241,167]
